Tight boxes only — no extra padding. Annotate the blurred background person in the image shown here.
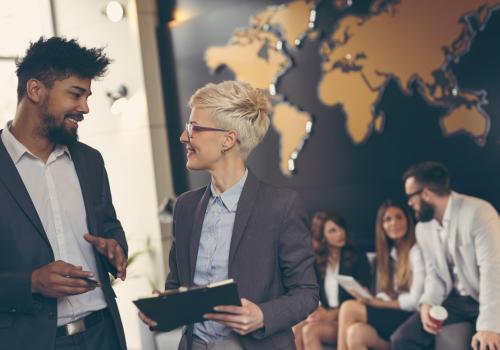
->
[294,212,371,350]
[337,200,425,350]
[393,161,500,350]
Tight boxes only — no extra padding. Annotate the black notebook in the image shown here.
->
[133,279,241,332]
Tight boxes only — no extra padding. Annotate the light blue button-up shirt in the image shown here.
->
[192,169,248,342]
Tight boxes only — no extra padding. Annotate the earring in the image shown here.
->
[221,148,226,155]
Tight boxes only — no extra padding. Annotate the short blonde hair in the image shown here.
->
[189,81,271,159]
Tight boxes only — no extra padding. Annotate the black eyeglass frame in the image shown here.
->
[406,188,424,201]
[185,123,229,138]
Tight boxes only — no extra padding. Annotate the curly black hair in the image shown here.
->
[15,37,111,101]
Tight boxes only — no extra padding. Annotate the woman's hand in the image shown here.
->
[306,306,326,322]
[350,290,386,307]
[138,311,158,327]
[350,290,371,304]
[204,298,264,335]
[137,289,168,328]
[306,306,339,323]
[365,297,388,308]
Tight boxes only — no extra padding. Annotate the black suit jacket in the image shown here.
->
[166,170,319,350]
[0,131,128,350]
[316,247,372,309]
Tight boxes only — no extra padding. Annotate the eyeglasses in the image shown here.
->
[406,188,424,201]
[185,123,229,139]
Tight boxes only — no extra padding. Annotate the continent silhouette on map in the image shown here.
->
[205,0,499,175]
[319,0,499,145]
[205,0,314,175]
[272,102,312,173]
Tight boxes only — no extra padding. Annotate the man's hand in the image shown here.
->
[420,303,439,335]
[31,260,98,298]
[84,234,126,280]
[471,330,500,350]
[204,298,264,335]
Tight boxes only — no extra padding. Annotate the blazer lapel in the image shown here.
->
[188,186,211,284]
[0,131,50,247]
[338,250,347,275]
[446,193,472,289]
[69,143,96,234]
[69,143,115,288]
[228,171,260,275]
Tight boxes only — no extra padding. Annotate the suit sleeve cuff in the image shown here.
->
[0,272,37,313]
[251,301,277,338]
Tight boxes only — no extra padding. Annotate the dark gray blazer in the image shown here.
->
[166,170,319,350]
[0,131,128,350]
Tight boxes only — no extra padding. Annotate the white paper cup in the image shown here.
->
[429,305,448,330]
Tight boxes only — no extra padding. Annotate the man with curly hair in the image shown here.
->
[0,37,128,350]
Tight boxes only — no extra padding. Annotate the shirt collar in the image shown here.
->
[390,246,398,262]
[1,121,71,164]
[52,144,71,161]
[210,169,248,212]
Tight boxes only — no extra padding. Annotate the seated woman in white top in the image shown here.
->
[337,200,425,350]
[293,212,371,350]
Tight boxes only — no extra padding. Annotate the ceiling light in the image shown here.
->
[106,1,125,22]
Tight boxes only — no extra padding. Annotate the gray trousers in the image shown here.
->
[391,292,479,350]
[179,333,244,350]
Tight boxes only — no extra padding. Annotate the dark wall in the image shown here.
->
[160,0,500,250]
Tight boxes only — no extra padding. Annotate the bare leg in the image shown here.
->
[337,300,368,350]
[346,322,390,350]
[302,321,338,350]
[293,320,307,350]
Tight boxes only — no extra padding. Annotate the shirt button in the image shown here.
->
[10,308,16,313]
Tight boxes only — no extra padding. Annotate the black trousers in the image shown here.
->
[391,292,479,350]
[55,315,121,350]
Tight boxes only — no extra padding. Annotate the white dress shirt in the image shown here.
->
[382,245,425,311]
[1,122,107,326]
[324,262,340,308]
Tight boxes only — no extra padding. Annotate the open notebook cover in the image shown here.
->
[133,279,241,331]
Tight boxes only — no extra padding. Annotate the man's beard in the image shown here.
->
[42,114,79,146]
[416,199,435,222]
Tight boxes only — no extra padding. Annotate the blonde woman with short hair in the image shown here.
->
[140,81,319,350]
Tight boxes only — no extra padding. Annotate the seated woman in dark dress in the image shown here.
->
[293,212,371,350]
[337,200,425,350]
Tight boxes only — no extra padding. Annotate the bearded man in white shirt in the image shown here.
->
[0,37,128,350]
[391,161,500,350]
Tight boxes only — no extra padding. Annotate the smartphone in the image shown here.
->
[79,277,99,286]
